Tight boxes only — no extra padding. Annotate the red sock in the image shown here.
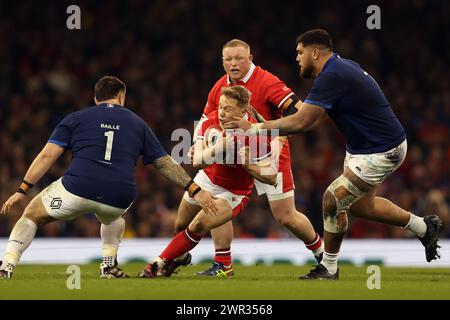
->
[160,228,202,261]
[305,233,323,252]
[214,247,232,267]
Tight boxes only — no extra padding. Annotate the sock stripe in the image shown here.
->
[324,252,339,257]
[305,234,322,251]
[215,250,231,255]
[184,228,201,243]
[305,234,320,246]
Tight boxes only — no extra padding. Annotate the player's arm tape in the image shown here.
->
[17,179,34,194]
[282,95,300,117]
[184,179,202,197]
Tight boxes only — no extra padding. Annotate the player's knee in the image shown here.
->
[324,175,365,217]
[174,221,184,235]
[322,190,337,217]
[272,206,295,227]
[189,217,209,235]
[22,212,44,227]
[323,184,350,234]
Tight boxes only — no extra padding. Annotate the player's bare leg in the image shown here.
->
[196,221,234,276]
[348,172,443,262]
[139,198,232,278]
[201,195,323,277]
[210,221,233,249]
[156,199,202,276]
[300,168,443,280]
[269,196,324,261]
[174,199,202,234]
[0,194,55,278]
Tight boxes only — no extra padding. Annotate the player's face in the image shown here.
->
[218,95,245,127]
[296,43,314,78]
[222,46,253,83]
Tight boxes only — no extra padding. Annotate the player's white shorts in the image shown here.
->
[40,178,128,224]
[183,170,249,217]
[344,139,407,185]
[254,170,295,201]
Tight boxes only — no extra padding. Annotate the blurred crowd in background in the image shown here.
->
[0,0,449,239]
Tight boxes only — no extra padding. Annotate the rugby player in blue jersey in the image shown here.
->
[0,76,217,279]
[226,29,443,280]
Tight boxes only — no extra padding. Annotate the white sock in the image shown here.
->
[101,217,125,265]
[154,256,166,269]
[403,212,426,237]
[1,216,38,269]
[313,242,325,258]
[321,251,339,274]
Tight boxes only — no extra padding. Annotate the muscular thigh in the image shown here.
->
[269,195,295,218]
[24,194,56,225]
[176,199,202,228]
[191,198,233,231]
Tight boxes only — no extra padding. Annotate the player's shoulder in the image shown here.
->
[67,105,96,120]
[253,65,277,79]
[253,65,288,87]
[315,60,342,84]
[324,54,360,77]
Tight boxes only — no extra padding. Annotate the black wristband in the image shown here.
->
[17,188,27,195]
[22,179,34,189]
[191,186,202,197]
[184,179,195,191]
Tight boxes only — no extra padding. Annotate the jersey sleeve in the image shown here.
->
[264,74,294,109]
[48,113,75,148]
[304,72,346,110]
[142,124,168,165]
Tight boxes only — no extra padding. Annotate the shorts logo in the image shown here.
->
[50,197,62,209]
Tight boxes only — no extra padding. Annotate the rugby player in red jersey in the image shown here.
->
[138,86,279,278]
[192,39,323,276]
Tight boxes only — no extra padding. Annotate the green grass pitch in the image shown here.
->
[1,263,449,300]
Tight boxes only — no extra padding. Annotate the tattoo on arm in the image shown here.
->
[152,155,191,189]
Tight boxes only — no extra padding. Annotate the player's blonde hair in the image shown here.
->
[221,86,251,109]
[222,39,251,53]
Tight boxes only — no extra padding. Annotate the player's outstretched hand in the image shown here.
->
[1,192,26,215]
[222,116,252,131]
[194,190,219,216]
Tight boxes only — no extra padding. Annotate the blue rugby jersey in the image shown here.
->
[49,103,167,208]
[305,53,406,154]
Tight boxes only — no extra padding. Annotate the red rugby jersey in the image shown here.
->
[196,110,272,196]
[203,64,293,172]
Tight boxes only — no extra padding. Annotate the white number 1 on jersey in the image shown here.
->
[104,131,114,161]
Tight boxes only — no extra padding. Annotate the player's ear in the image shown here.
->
[118,90,126,106]
[94,97,99,105]
[312,47,319,60]
[249,54,253,63]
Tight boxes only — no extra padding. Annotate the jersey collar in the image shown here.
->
[98,103,117,108]
[227,63,256,85]
[322,53,338,73]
